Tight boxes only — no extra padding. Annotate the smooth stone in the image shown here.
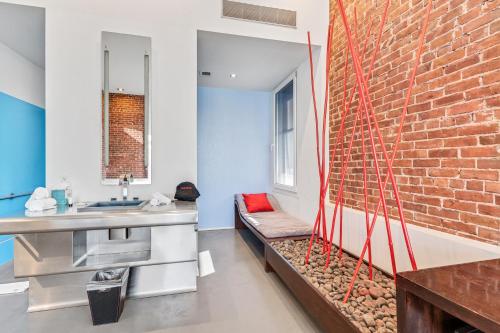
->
[369,287,385,299]
[363,314,376,327]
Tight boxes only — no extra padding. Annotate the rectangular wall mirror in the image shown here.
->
[101,31,152,185]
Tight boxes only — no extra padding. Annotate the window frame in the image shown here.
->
[272,71,298,193]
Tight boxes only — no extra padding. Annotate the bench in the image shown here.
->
[234,194,360,332]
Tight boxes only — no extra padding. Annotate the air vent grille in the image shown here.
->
[222,0,296,28]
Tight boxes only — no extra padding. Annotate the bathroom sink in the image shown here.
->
[78,200,147,212]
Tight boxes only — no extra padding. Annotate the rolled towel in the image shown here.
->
[25,198,57,212]
[31,187,50,200]
[25,207,57,217]
[150,192,172,207]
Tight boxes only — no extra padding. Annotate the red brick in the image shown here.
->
[477,160,500,170]
[485,182,500,194]
[449,179,465,189]
[434,93,464,107]
[424,186,454,198]
[414,195,441,206]
[413,159,440,167]
[443,199,476,213]
[458,123,498,136]
[447,100,482,116]
[478,204,500,217]
[429,149,458,158]
[477,227,500,243]
[441,159,475,168]
[460,169,498,181]
[461,147,498,158]
[479,134,500,145]
[429,168,460,177]
[461,212,499,229]
[466,180,483,191]
[444,137,477,147]
[455,190,493,203]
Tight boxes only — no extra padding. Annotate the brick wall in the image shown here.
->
[328,0,499,244]
[102,93,147,179]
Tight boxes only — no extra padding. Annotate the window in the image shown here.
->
[273,73,296,191]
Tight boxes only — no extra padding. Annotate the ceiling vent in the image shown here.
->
[199,71,211,77]
[222,0,297,28]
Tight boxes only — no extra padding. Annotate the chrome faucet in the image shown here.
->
[119,174,134,200]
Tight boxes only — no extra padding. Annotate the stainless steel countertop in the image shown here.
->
[0,201,198,235]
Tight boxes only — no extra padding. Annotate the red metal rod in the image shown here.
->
[307,31,322,180]
[305,21,334,263]
[360,101,373,279]
[338,47,349,259]
[321,21,335,247]
[321,16,336,250]
[306,31,322,249]
[334,0,398,278]
[352,6,372,277]
[343,0,433,302]
[307,29,324,246]
[307,30,323,247]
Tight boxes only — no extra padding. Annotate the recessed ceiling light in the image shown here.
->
[229,73,237,79]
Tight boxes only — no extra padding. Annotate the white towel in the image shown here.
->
[25,198,57,212]
[150,192,171,206]
[25,207,57,217]
[31,187,50,200]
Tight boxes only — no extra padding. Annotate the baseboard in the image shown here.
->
[198,226,235,231]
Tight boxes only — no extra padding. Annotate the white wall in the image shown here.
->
[1,0,329,201]
[0,41,44,107]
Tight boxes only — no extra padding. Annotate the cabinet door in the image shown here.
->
[150,224,197,262]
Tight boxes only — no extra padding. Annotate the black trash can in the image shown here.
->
[87,267,130,325]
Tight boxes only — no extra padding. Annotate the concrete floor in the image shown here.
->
[0,230,321,333]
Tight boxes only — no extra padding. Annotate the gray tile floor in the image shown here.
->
[0,230,321,333]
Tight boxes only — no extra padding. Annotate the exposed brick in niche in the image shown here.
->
[102,93,146,179]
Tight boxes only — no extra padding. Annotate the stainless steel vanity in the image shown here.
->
[0,201,198,312]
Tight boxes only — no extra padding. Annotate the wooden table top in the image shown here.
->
[397,259,500,332]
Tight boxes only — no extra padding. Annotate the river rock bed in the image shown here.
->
[271,239,397,333]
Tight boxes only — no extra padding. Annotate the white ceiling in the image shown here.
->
[197,31,316,91]
[0,3,45,68]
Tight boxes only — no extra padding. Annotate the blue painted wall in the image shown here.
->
[0,92,45,265]
[197,87,272,229]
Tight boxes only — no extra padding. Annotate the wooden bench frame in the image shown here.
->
[234,202,359,332]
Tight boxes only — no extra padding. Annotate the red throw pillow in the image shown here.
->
[242,193,274,213]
